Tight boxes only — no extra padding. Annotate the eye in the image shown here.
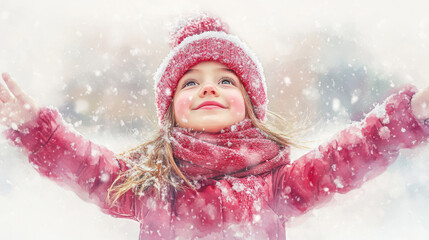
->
[220,78,233,85]
[183,80,197,88]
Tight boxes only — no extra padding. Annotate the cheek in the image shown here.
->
[174,93,194,120]
[226,91,245,115]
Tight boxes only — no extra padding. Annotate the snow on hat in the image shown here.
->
[154,13,268,125]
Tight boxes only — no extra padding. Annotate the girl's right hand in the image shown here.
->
[0,73,40,130]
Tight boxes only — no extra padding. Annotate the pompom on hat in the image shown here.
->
[154,13,268,125]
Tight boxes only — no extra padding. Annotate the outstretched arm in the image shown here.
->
[0,73,138,220]
[270,85,429,220]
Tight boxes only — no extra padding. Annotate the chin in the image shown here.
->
[197,124,225,133]
[201,127,224,133]
[194,120,230,133]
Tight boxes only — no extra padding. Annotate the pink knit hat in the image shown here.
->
[154,13,268,125]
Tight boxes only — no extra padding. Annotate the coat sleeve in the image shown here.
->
[2,106,139,221]
[269,85,429,220]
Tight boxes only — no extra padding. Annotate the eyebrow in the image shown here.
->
[183,67,235,75]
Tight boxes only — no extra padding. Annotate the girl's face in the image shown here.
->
[173,61,246,133]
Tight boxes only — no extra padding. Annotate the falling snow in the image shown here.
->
[1,1,429,240]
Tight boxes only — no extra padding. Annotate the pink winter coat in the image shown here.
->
[4,86,429,240]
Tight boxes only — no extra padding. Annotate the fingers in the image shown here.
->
[0,73,14,103]
[411,86,429,120]
[1,72,10,81]
[2,73,27,102]
[1,72,34,107]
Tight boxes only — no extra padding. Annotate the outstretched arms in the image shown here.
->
[270,85,429,220]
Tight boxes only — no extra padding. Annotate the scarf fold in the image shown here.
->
[171,119,290,180]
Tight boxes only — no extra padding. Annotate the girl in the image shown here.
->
[1,14,429,240]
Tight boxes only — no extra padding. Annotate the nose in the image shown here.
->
[199,84,219,97]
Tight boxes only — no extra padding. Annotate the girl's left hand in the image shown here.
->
[0,73,40,130]
[411,85,429,121]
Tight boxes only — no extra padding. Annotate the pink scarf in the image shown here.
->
[171,119,290,180]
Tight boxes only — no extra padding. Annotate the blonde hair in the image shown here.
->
[107,85,299,207]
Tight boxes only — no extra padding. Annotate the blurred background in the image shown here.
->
[0,0,429,239]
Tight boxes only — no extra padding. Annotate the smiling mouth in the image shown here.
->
[194,101,226,110]
[198,105,224,110]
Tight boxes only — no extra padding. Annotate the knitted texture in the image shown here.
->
[171,119,290,180]
[169,14,229,48]
[154,14,268,125]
